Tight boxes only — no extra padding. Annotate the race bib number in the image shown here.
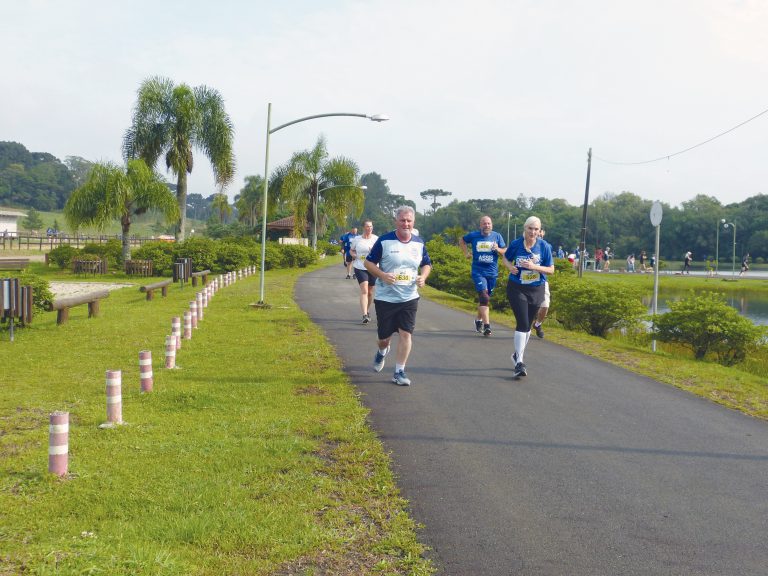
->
[521,270,540,284]
[476,241,494,253]
[478,254,495,263]
[394,266,416,285]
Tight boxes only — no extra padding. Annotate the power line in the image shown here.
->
[594,105,768,165]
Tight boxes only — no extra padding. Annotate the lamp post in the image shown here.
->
[716,219,723,275]
[506,212,511,245]
[723,221,736,279]
[258,104,388,304]
[313,184,367,251]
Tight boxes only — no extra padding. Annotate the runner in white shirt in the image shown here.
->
[349,220,379,324]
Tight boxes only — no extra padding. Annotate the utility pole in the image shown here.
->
[578,148,592,279]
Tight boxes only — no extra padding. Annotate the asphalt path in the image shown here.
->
[295,264,768,576]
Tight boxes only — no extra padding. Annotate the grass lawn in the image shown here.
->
[0,259,433,575]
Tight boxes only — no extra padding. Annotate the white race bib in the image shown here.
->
[394,266,417,285]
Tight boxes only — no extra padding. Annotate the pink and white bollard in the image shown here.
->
[171,316,182,350]
[106,370,123,424]
[48,411,69,476]
[183,310,192,339]
[139,350,153,392]
[196,293,204,321]
[201,289,208,308]
[190,301,198,329]
[164,335,176,369]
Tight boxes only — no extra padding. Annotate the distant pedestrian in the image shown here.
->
[557,245,565,259]
[603,247,612,272]
[503,216,554,379]
[459,215,506,336]
[340,227,358,279]
[626,254,635,273]
[365,206,432,386]
[350,220,378,324]
[740,253,750,277]
[682,251,693,274]
[532,229,552,339]
[639,250,648,272]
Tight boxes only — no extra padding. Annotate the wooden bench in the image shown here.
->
[125,259,153,276]
[0,258,30,272]
[191,270,210,287]
[139,279,172,300]
[46,290,110,325]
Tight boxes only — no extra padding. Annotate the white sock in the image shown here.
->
[379,345,389,354]
[395,363,405,372]
[514,331,527,363]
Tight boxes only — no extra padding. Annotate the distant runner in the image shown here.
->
[350,220,378,324]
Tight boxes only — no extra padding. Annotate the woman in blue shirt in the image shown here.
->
[503,216,554,379]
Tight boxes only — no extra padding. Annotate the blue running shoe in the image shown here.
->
[373,345,390,372]
[392,370,411,386]
[474,319,483,333]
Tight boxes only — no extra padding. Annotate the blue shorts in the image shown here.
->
[471,272,497,295]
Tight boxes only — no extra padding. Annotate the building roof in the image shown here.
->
[266,215,309,231]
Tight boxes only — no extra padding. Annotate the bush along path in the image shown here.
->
[0,260,433,575]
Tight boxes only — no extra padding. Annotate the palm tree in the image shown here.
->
[64,159,179,262]
[279,136,363,250]
[122,76,235,241]
[234,175,264,229]
[210,192,232,224]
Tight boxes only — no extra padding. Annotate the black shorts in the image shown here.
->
[345,253,354,263]
[374,298,419,340]
[353,268,376,285]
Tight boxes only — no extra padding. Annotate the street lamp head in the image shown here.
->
[360,185,368,190]
[368,114,390,122]
[721,218,726,224]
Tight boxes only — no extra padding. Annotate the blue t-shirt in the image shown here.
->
[340,232,356,255]
[462,230,505,276]
[366,231,432,303]
[504,237,553,287]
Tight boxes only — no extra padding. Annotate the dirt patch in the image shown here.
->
[49,281,134,298]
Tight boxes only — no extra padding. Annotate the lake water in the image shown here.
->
[645,291,768,326]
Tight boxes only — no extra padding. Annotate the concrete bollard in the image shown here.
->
[183,310,192,339]
[106,370,122,424]
[164,335,176,369]
[190,301,198,329]
[196,293,204,321]
[48,411,69,476]
[171,316,182,350]
[201,289,208,308]
[139,350,153,392]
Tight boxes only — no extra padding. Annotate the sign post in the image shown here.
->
[650,202,663,352]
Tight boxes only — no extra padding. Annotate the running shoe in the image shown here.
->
[362,314,370,324]
[513,362,527,378]
[373,345,390,372]
[392,370,411,386]
[345,274,351,279]
[483,324,492,337]
[474,319,483,333]
[511,352,519,365]
[534,323,545,339]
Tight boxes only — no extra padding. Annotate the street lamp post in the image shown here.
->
[723,221,736,279]
[258,104,388,304]
[716,219,723,276]
[506,212,511,245]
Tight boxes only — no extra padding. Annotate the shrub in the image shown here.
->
[279,244,318,268]
[175,237,218,272]
[47,245,81,269]
[11,271,53,314]
[263,243,285,270]
[215,242,251,272]
[653,291,766,365]
[132,241,175,276]
[317,240,338,256]
[550,275,646,337]
[82,239,123,267]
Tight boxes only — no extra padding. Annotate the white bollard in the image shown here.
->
[105,370,122,424]
[48,411,69,476]
[139,350,153,392]
[164,335,176,369]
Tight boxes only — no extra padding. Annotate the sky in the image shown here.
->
[3,0,768,214]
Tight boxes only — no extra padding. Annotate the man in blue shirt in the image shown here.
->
[459,215,506,336]
[365,206,432,386]
[339,226,358,279]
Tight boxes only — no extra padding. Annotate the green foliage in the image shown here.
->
[47,245,81,269]
[214,241,251,272]
[424,236,475,302]
[0,141,76,209]
[82,239,123,267]
[131,241,175,275]
[279,244,319,268]
[317,239,338,256]
[174,237,218,271]
[550,275,646,337]
[263,243,286,270]
[12,271,53,314]
[653,291,766,365]
[205,220,252,239]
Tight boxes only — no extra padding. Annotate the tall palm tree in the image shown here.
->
[234,175,264,229]
[279,136,363,250]
[64,159,179,262]
[210,192,232,224]
[122,76,235,241]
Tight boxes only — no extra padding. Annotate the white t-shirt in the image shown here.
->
[350,234,378,270]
